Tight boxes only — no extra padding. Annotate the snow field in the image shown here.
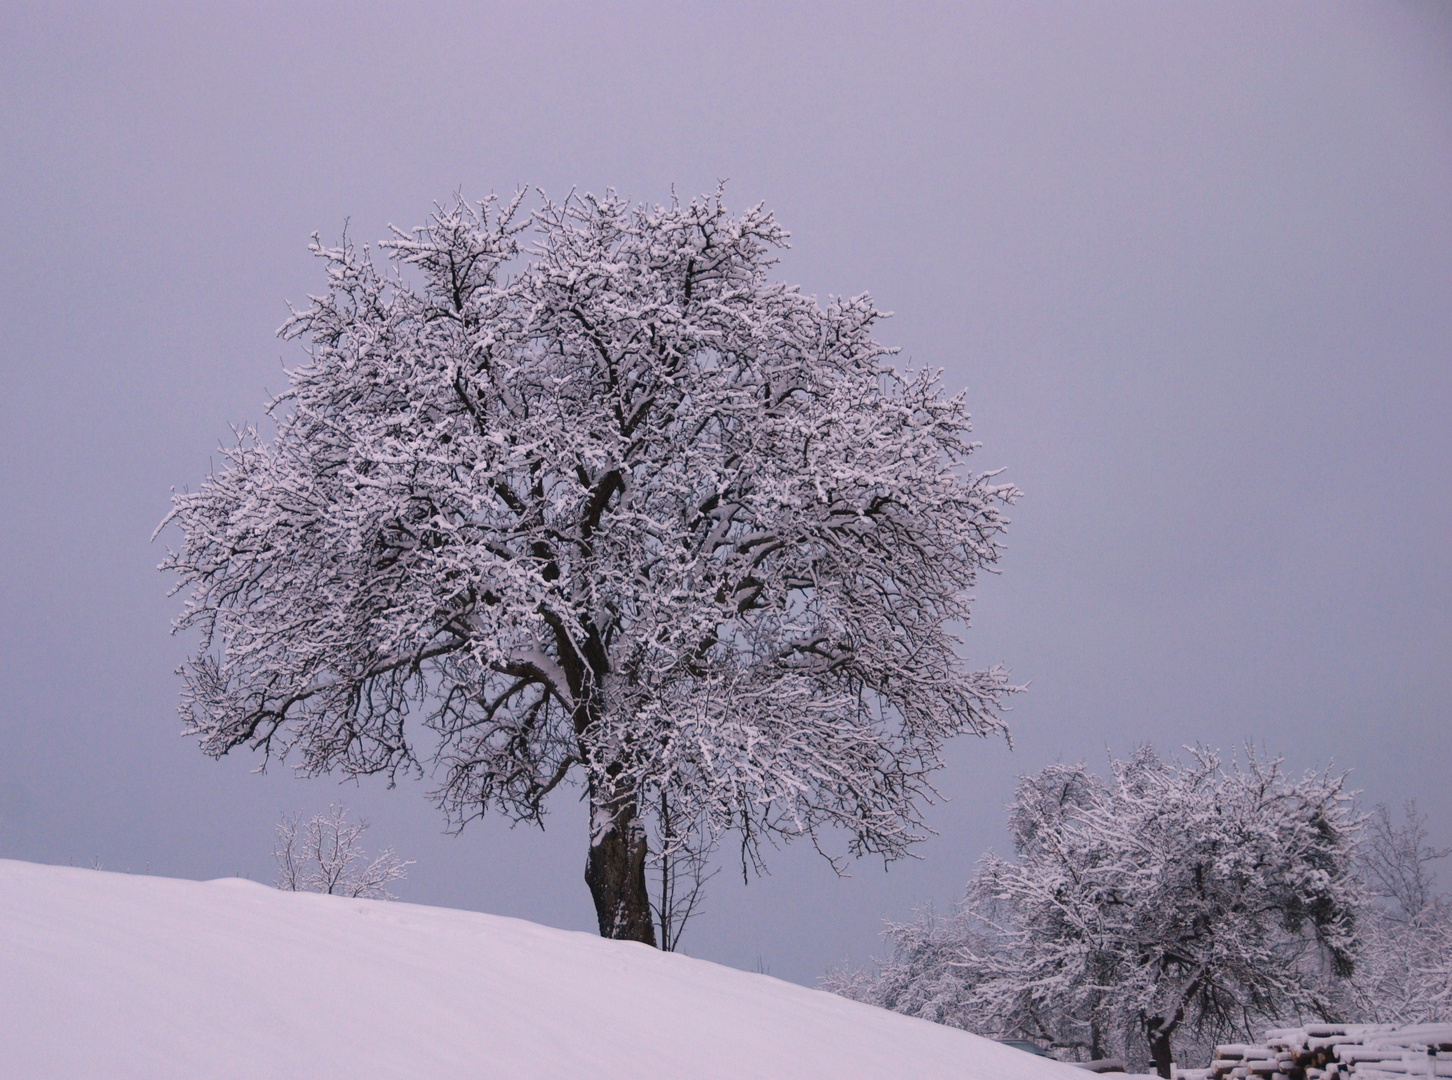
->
[0,858,1082,1078]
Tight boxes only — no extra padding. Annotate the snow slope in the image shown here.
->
[0,858,1082,1079]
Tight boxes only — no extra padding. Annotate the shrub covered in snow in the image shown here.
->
[273,804,411,900]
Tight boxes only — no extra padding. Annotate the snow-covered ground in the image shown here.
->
[1,858,1082,1078]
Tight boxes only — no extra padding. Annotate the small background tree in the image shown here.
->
[1344,801,1452,1022]
[825,747,1363,1077]
[161,187,1018,946]
[274,804,412,900]
[650,792,719,953]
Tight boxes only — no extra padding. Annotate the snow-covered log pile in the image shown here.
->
[1175,1023,1452,1079]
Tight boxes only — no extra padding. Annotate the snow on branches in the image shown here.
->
[827,748,1363,1077]
[273,804,412,900]
[1346,804,1452,1025]
[160,187,1019,942]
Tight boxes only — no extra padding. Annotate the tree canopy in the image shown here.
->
[827,747,1363,1076]
[161,188,1018,942]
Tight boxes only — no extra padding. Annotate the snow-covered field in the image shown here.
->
[1,858,1081,1078]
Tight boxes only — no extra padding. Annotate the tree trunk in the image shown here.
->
[584,784,657,946]
[1144,1015,1176,1079]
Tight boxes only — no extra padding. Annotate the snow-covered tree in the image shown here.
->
[1345,802,1452,1023]
[274,804,412,899]
[823,902,998,1032]
[827,748,1363,1077]
[160,188,1019,944]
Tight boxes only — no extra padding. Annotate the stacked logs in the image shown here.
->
[1173,1024,1452,1080]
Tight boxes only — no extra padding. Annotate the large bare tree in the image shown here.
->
[160,188,1018,944]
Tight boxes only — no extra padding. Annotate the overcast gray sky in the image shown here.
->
[2,2,1449,986]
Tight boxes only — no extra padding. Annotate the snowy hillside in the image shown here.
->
[0,858,1082,1078]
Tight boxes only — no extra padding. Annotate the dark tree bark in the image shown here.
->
[584,786,657,945]
[558,582,657,945]
[1144,1012,1181,1079]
